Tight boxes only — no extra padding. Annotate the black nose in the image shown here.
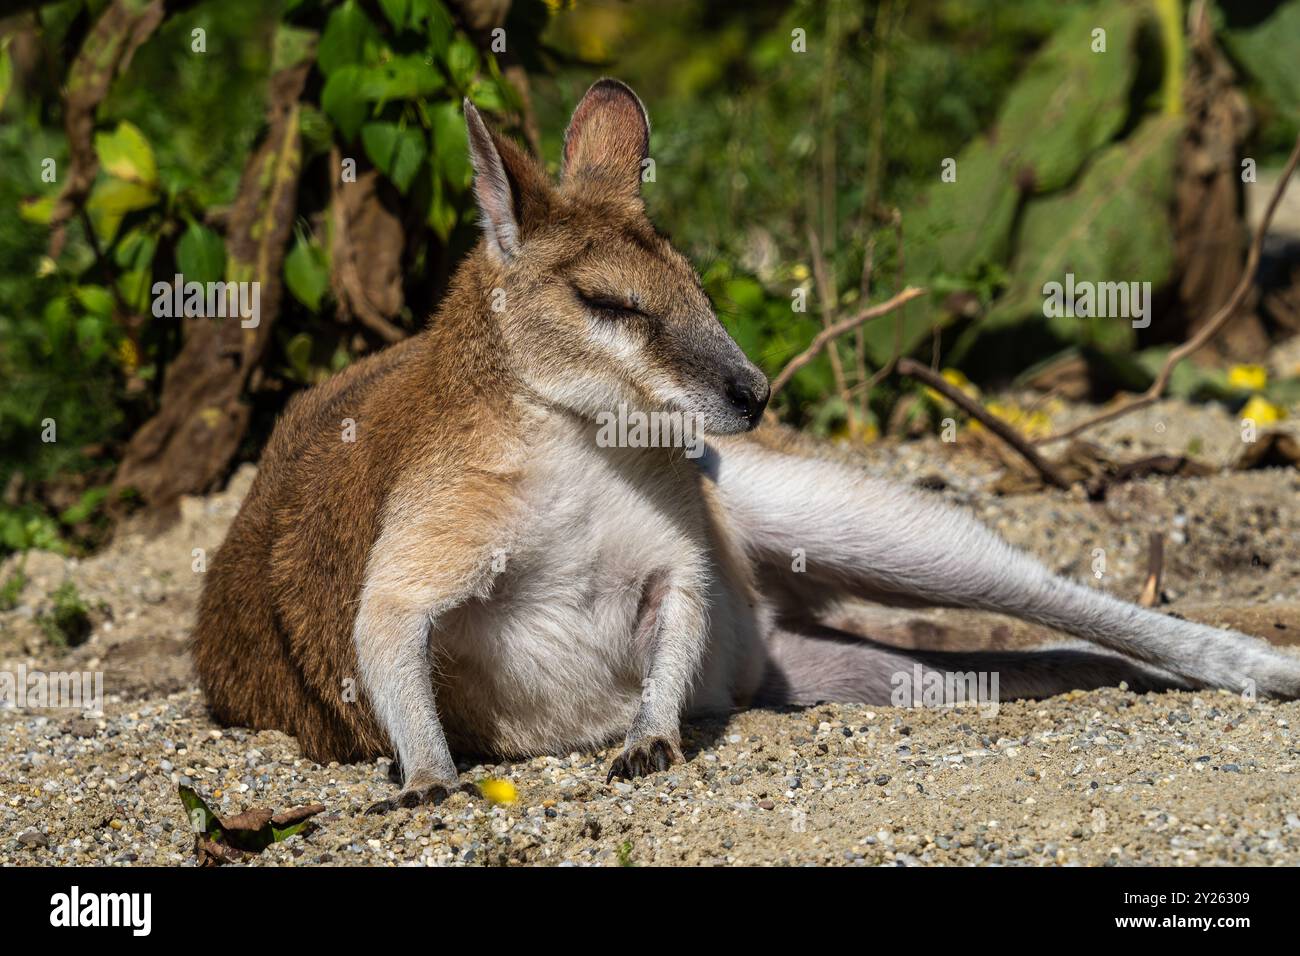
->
[725,375,770,428]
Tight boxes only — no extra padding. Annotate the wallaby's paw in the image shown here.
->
[365,777,481,815]
[606,736,682,783]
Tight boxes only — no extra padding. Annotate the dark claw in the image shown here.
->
[606,736,681,783]
[365,781,478,815]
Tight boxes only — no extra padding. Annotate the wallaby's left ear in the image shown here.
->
[465,99,550,263]
[562,78,650,196]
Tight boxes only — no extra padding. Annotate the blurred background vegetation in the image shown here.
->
[1,0,1299,556]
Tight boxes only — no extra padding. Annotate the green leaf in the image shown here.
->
[445,35,479,87]
[325,58,444,140]
[298,104,334,159]
[992,1,1145,194]
[317,0,380,75]
[426,170,456,242]
[73,285,114,318]
[75,314,108,360]
[283,236,329,311]
[19,195,56,225]
[356,54,445,101]
[416,0,455,61]
[379,0,410,31]
[59,487,108,526]
[175,221,227,286]
[860,138,1020,364]
[85,178,157,245]
[94,121,158,187]
[973,116,1182,352]
[178,786,222,839]
[862,0,1150,366]
[114,227,157,272]
[321,65,369,140]
[284,331,315,382]
[272,24,318,73]
[117,269,153,314]
[467,78,507,113]
[1222,2,1300,126]
[429,99,470,190]
[362,121,427,194]
[0,41,12,112]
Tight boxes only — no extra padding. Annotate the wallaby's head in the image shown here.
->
[462,79,768,435]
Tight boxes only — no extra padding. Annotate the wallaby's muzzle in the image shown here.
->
[725,369,770,430]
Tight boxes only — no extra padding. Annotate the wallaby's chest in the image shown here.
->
[431,422,736,755]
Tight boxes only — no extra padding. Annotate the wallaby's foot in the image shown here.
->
[606,735,683,783]
[365,770,481,815]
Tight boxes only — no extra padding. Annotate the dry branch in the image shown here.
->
[895,357,1073,491]
[769,286,926,398]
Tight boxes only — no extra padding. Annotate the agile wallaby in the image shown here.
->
[194,79,1300,813]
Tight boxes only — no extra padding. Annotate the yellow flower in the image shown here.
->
[791,263,810,282]
[941,368,972,390]
[117,338,139,374]
[479,778,518,805]
[1240,395,1285,427]
[923,368,980,407]
[1227,364,1268,392]
[968,401,1054,439]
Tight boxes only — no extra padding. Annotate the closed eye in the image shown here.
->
[574,288,646,320]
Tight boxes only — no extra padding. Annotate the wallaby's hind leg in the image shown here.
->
[709,434,1300,699]
[757,625,1185,707]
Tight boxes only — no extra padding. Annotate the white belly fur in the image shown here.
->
[430,420,763,757]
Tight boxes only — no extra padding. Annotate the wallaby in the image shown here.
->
[193,79,1300,813]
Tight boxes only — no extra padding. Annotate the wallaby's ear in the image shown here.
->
[464,99,548,263]
[562,78,650,196]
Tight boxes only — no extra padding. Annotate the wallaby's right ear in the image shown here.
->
[464,100,548,263]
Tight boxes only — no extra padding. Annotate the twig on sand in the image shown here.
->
[895,357,1074,491]
[1139,531,1165,608]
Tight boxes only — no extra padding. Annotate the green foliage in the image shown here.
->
[1220,0,1300,155]
[37,580,92,648]
[362,121,427,193]
[970,116,1182,355]
[2,0,533,557]
[175,222,226,287]
[535,0,1278,433]
[0,564,26,612]
[3,0,1295,555]
[283,233,330,312]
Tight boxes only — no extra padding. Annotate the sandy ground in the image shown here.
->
[2,396,1299,867]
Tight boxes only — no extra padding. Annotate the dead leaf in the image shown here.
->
[1233,429,1300,470]
[179,785,324,867]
